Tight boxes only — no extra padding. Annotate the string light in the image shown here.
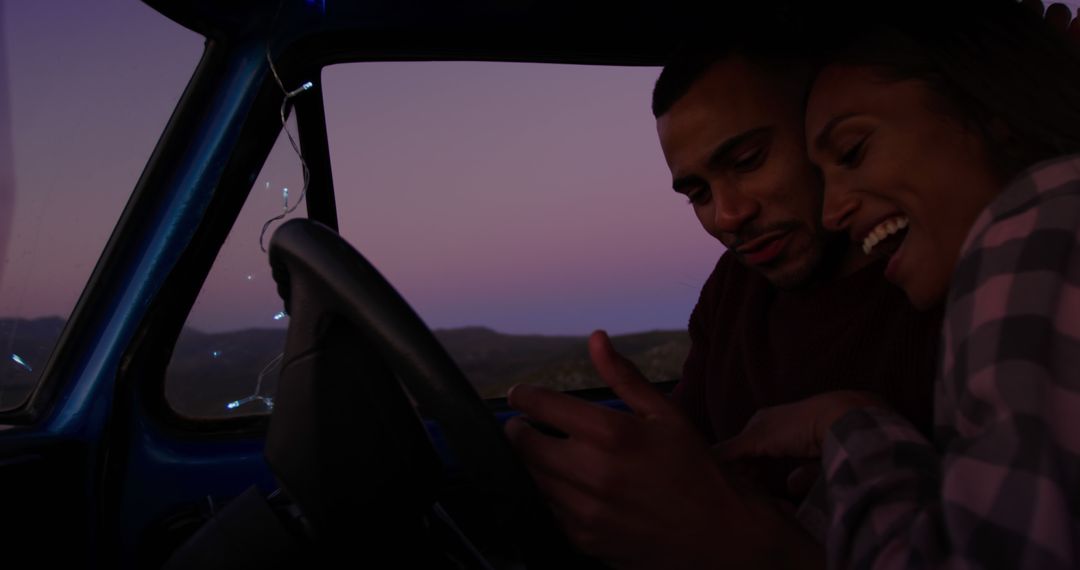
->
[9,354,31,373]
[258,49,315,253]
[224,352,283,412]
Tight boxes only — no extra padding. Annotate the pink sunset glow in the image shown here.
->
[0,0,721,336]
[8,1,1075,336]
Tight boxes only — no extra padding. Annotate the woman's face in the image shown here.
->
[806,65,1002,308]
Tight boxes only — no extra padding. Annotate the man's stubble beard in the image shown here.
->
[761,226,829,290]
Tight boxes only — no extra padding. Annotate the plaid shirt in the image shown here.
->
[822,154,1080,569]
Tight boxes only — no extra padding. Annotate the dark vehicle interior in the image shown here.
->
[3,1,1077,568]
[0,0,696,568]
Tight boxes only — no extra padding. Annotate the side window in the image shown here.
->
[165,124,306,419]
[0,2,203,411]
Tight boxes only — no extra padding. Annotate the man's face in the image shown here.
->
[657,57,826,288]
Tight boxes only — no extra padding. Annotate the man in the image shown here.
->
[504,7,942,568]
[652,44,942,458]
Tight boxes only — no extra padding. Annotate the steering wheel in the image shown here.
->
[265,218,588,568]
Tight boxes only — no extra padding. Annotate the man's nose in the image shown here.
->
[714,188,761,234]
[822,186,859,233]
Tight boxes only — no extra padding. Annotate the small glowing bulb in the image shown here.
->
[10,354,31,373]
[286,81,315,98]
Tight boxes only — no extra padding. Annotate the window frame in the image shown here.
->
[124,65,338,437]
[157,76,338,425]
[47,0,684,433]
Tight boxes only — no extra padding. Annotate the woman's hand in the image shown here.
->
[714,390,885,462]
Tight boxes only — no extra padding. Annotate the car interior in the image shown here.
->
[0,0,696,568]
[4,0,1078,568]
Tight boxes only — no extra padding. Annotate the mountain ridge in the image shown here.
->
[0,318,688,417]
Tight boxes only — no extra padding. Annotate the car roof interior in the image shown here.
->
[146,0,690,67]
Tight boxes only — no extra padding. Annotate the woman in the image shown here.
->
[719,1,1080,568]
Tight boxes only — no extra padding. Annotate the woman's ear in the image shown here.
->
[987,117,1015,148]
[984,117,1027,178]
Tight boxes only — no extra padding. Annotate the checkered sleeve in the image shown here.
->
[822,155,1080,570]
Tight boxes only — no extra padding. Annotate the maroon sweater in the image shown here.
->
[674,250,942,449]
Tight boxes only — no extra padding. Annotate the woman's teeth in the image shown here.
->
[862,216,909,255]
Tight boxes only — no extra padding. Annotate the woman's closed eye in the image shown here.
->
[837,137,868,168]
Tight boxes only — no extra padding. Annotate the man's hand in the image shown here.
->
[504,331,821,569]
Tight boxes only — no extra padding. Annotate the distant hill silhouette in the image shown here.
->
[432,326,689,396]
[168,325,689,418]
[0,318,688,418]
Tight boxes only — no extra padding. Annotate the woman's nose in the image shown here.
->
[822,191,860,233]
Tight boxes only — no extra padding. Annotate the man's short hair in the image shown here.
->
[650,3,840,118]
[651,44,735,119]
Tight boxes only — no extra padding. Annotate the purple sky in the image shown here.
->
[8,1,1075,336]
[0,4,11,291]
[0,0,721,336]
[0,1,203,321]
[320,63,718,334]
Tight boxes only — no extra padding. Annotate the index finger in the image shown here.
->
[588,330,677,419]
[507,383,632,442]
